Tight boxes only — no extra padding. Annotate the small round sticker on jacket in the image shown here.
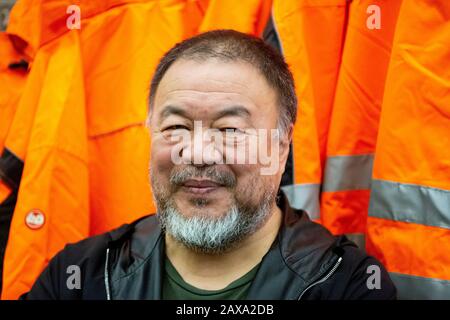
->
[25,209,45,230]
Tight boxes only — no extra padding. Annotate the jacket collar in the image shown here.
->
[107,192,352,299]
[246,193,346,299]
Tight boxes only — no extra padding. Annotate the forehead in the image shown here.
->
[153,58,277,117]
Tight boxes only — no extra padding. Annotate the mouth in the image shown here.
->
[180,179,224,195]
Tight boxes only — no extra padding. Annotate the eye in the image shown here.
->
[221,128,243,133]
[163,125,189,131]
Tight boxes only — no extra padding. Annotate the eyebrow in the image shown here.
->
[159,105,189,123]
[158,105,251,123]
[215,106,251,120]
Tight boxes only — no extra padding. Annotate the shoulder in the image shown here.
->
[276,197,397,300]
[341,245,397,299]
[304,239,397,300]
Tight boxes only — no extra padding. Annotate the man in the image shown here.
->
[22,30,396,300]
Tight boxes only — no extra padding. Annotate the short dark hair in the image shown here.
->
[148,29,297,134]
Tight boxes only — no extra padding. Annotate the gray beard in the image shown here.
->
[156,192,275,254]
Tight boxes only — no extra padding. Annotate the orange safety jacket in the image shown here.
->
[320,0,402,245]
[199,0,272,35]
[0,25,91,300]
[366,0,450,299]
[272,0,347,220]
[0,33,28,196]
[0,32,29,294]
[0,0,209,300]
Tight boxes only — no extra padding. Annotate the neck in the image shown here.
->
[165,203,282,290]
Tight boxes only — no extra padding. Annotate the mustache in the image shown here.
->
[169,166,237,188]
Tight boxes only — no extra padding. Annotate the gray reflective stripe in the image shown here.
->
[389,272,450,299]
[344,233,365,251]
[322,154,374,192]
[281,184,320,219]
[369,180,450,229]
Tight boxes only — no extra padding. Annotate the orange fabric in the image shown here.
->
[88,126,152,234]
[199,0,271,35]
[271,0,346,222]
[0,33,28,203]
[367,217,450,280]
[320,0,402,235]
[0,182,11,205]
[273,0,347,187]
[0,34,27,154]
[3,29,90,299]
[370,0,450,190]
[1,0,206,299]
[321,190,370,234]
[366,0,450,283]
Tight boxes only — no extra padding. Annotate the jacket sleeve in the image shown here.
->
[341,255,397,300]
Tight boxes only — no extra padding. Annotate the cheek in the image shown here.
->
[151,140,175,177]
[232,163,263,191]
[233,162,278,197]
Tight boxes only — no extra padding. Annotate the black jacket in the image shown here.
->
[22,195,396,300]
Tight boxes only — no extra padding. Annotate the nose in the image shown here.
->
[180,121,223,166]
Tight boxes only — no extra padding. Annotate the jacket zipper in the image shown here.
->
[297,256,343,300]
[104,248,111,300]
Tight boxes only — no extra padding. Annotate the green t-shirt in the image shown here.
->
[162,257,260,300]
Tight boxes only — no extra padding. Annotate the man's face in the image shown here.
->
[149,58,290,252]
